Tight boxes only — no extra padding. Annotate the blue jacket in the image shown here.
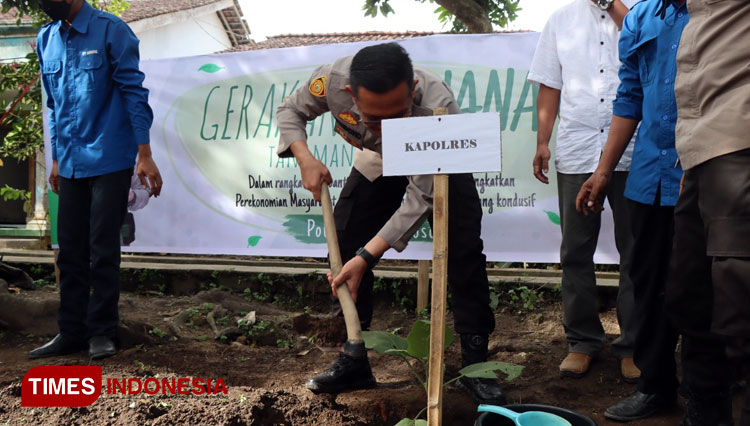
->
[37,1,152,179]
[613,0,688,206]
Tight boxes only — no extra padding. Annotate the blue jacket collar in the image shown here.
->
[69,1,94,34]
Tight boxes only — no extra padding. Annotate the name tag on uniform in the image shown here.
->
[82,50,98,56]
[381,112,502,176]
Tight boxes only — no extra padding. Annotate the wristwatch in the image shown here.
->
[597,0,614,10]
[356,247,380,269]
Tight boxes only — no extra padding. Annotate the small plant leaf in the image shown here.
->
[247,236,262,247]
[415,420,427,426]
[544,210,561,225]
[198,63,223,73]
[489,291,500,310]
[459,361,524,382]
[406,319,454,361]
[362,331,408,354]
[384,349,409,357]
[395,419,414,426]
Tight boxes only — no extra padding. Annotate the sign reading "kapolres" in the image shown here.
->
[381,112,502,176]
[22,366,228,407]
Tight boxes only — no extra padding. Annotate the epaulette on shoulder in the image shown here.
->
[94,10,122,23]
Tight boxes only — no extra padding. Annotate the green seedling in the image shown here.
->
[363,320,523,426]
[148,327,167,339]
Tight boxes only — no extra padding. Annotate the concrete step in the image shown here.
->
[0,237,47,250]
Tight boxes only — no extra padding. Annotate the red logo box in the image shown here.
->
[22,366,102,407]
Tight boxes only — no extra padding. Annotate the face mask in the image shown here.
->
[38,0,73,22]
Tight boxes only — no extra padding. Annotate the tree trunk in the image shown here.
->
[434,0,493,33]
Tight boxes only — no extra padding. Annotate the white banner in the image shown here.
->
[46,33,622,264]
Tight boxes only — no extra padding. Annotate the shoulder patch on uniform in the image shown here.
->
[309,76,327,97]
[432,106,450,115]
[335,125,361,149]
[337,112,358,126]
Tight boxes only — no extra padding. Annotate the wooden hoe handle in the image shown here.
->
[320,183,363,345]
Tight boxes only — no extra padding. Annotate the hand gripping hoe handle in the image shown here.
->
[320,183,365,358]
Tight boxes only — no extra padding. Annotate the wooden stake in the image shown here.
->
[417,260,430,313]
[427,174,449,426]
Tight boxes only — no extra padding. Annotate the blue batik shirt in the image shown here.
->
[37,1,152,179]
[612,0,688,206]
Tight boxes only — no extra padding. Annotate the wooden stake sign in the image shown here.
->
[426,172,449,426]
[382,111,502,426]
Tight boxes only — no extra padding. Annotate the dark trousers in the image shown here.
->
[333,168,495,335]
[627,197,680,395]
[666,149,749,419]
[557,172,636,358]
[57,168,132,341]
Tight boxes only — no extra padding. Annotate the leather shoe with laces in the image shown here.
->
[604,391,675,422]
[89,336,117,360]
[306,352,376,394]
[28,334,86,359]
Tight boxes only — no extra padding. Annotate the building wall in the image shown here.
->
[135,12,232,60]
[0,35,36,63]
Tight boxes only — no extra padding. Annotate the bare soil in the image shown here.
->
[0,281,744,426]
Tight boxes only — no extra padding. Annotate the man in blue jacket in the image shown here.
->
[28,0,162,360]
[576,0,733,423]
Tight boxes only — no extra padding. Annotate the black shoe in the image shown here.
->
[305,352,376,394]
[89,336,117,360]
[456,376,507,405]
[680,390,734,426]
[28,334,86,359]
[604,391,675,422]
[458,334,507,404]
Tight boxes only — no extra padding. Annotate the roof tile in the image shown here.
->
[225,31,436,52]
[121,0,226,23]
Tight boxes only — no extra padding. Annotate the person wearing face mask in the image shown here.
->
[276,42,503,404]
[28,0,162,360]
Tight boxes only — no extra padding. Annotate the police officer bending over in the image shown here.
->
[276,42,504,404]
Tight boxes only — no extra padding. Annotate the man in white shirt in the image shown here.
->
[528,0,639,381]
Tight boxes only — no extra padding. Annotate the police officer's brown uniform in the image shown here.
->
[276,53,504,403]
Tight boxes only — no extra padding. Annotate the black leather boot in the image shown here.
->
[456,334,507,405]
[305,352,376,394]
[680,390,734,426]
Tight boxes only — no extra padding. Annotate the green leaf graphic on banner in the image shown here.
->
[544,210,561,226]
[247,236,262,247]
[198,64,223,73]
[282,215,326,244]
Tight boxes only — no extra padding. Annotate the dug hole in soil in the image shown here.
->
[0,265,743,425]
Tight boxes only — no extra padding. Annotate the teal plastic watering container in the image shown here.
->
[474,404,597,426]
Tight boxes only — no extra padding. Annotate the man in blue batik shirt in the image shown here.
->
[576,0,734,423]
[28,0,163,360]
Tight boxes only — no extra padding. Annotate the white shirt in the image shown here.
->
[528,0,636,174]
